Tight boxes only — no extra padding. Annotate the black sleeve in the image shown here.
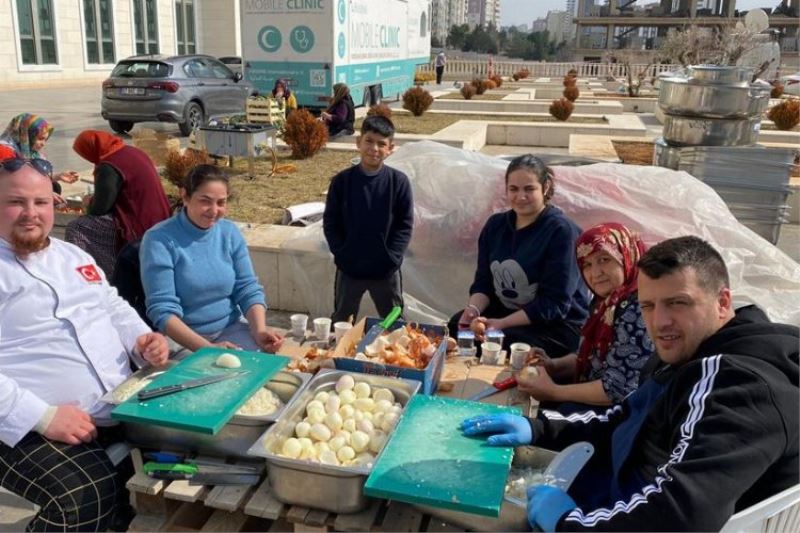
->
[558,356,789,531]
[88,164,123,216]
[322,173,345,255]
[385,173,413,265]
[531,404,626,458]
[469,217,495,297]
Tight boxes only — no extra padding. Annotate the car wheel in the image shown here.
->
[109,120,134,134]
[179,102,204,136]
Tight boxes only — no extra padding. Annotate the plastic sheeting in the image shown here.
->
[285,141,800,327]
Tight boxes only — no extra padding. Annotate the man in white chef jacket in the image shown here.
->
[0,159,169,532]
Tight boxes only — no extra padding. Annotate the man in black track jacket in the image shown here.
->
[461,236,799,532]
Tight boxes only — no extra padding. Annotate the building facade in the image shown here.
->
[572,0,799,65]
[546,10,571,43]
[467,0,499,29]
[0,0,241,88]
[432,0,468,45]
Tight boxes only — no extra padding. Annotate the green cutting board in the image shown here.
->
[111,347,288,434]
[364,395,520,517]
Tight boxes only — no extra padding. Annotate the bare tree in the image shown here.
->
[604,49,660,97]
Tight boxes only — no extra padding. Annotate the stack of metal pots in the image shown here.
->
[653,65,792,244]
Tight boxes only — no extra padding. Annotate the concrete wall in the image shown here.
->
[196,0,239,57]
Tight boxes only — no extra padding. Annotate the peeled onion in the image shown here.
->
[353,382,371,399]
[335,374,355,393]
[337,446,356,463]
[339,389,357,405]
[309,423,331,442]
[294,421,311,438]
[350,430,370,453]
[281,438,302,458]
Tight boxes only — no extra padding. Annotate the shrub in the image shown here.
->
[567,68,578,77]
[770,82,784,99]
[489,74,503,88]
[402,86,434,116]
[563,75,577,87]
[563,85,580,102]
[484,79,497,90]
[518,68,530,79]
[164,148,211,189]
[367,103,393,119]
[767,99,800,130]
[471,78,489,95]
[512,73,520,81]
[282,109,328,159]
[460,84,477,100]
[414,70,436,84]
[549,98,575,121]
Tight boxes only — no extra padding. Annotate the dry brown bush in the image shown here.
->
[164,148,211,189]
[563,85,580,102]
[485,79,497,90]
[549,98,575,121]
[767,99,800,130]
[770,82,785,99]
[367,103,393,119]
[460,84,477,100]
[402,86,434,116]
[282,109,329,159]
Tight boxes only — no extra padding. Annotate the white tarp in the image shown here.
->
[286,141,800,327]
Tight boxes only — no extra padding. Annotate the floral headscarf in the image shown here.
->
[0,113,54,159]
[574,223,647,380]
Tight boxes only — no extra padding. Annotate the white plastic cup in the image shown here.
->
[290,314,309,338]
[333,321,353,343]
[481,342,502,365]
[313,317,332,341]
[510,342,531,371]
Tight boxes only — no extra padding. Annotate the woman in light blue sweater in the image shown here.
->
[140,164,284,354]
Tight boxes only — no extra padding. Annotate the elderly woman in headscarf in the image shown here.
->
[516,222,654,412]
[0,113,79,193]
[271,78,297,113]
[65,130,171,277]
[319,82,355,137]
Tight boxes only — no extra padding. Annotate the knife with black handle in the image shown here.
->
[137,370,250,401]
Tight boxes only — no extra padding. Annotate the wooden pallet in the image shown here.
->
[125,448,455,532]
[246,98,285,126]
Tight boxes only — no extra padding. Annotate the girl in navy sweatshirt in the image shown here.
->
[448,155,589,356]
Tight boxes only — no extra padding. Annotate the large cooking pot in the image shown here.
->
[653,137,683,169]
[658,77,771,118]
[686,65,753,85]
[662,115,761,147]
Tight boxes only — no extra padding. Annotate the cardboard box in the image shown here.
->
[332,317,448,395]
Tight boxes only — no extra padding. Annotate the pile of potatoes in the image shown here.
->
[275,374,403,467]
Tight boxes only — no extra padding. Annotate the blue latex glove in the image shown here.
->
[459,414,533,446]
[527,485,578,532]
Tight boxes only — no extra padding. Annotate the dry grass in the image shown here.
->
[438,92,507,100]
[355,113,605,135]
[612,141,655,165]
[160,148,357,225]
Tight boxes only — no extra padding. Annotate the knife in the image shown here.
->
[468,376,518,401]
[355,306,402,354]
[137,370,250,401]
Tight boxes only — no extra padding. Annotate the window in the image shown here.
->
[183,58,211,78]
[16,0,58,65]
[175,0,196,54]
[83,0,115,64]
[420,12,427,37]
[133,0,159,54]
[207,59,234,79]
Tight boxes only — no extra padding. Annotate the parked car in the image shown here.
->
[101,54,254,136]
[218,56,243,75]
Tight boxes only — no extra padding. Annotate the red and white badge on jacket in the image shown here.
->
[76,264,102,283]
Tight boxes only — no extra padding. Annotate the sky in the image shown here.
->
[500,0,775,27]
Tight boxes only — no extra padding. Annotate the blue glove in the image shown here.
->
[459,414,533,446]
[526,485,577,532]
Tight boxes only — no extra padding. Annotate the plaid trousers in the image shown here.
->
[0,432,120,532]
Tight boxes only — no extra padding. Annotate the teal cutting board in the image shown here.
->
[111,347,288,434]
[364,395,520,517]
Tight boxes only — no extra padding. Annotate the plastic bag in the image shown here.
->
[285,141,800,327]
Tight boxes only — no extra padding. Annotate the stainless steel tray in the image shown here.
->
[662,115,761,147]
[100,361,179,405]
[414,446,558,532]
[122,371,311,460]
[247,369,421,513]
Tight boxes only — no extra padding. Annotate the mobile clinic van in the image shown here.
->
[240,0,431,108]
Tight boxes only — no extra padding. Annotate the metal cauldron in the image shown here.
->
[662,115,761,147]
[658,77,771,119]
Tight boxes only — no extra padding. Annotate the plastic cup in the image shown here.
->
[313,317,332,341]
[510,342,531,371]
[333,321,353,343]
[290,313,308,338]
[485,329,505,347]
[481,342,502,365]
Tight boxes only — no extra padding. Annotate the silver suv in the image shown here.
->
[101,54,254,136]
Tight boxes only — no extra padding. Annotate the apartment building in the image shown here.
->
[572,0,799,65]
[1,0,241,88]
[467,0,500,29]
[431,0,468,44]
[546,9,572,43]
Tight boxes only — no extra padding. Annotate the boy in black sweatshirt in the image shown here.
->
[323,116,413,322]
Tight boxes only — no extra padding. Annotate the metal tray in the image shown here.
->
[122,371,311,460]
[247,369,421,513]
[662,115,761,147]
[414,446,557,532]
[100,361,179,405]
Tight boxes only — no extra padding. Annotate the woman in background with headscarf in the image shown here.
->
[271,79,297,113]
[516,222,654,412]
[0,113,79,193]
[65,130,171,277]
[319,83,354,137]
